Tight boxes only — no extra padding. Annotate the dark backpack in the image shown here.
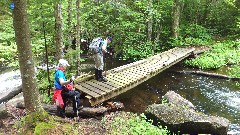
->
[88,37,103,55]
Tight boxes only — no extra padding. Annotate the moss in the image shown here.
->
[34,122,54,135]
[14,110,54,134]
[58,124,77,135]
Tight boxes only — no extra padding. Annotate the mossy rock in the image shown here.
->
[14,110,54,134]
[34,122,54,135]
[145,101,230,135]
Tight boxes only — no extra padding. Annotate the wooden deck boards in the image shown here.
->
[74,47,195,106]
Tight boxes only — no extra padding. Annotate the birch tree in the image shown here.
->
[55,0,63,60]
[172,0,182,38]
[67,0,73,48]
[11,0,43,112]
[76,0,81,75]
[147,0,153,54]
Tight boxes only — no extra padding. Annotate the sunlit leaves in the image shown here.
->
[184,40,240,70]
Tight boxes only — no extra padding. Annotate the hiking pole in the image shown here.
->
[75,96,79,116]
[104,53,107,77]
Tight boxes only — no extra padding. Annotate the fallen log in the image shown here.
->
[176,70,240,80]
[41,104,109,116]
[16,102,124,118]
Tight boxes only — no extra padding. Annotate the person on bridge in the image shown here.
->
[93,36,112,82]
[52,59,81,118]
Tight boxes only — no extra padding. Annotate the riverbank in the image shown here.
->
[0,103,169,134]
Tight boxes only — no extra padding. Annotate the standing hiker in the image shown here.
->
[90,36,112,82]
[52,59,81,117]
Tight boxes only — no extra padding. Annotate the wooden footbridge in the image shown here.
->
[74,47,196,106]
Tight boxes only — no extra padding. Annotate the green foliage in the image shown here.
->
[36,70,54,93]
[80,0,166,60]
[182,0,239,37]
[0,16,18,67]
[182,24,213,42]
[34,122,78,135]
[1,0,240,68]
[102,112,170,135]
[228,65,240,78]
[184,40,240,69]
[34,122,54,135]
[14,111,52,133]
[168,24,213,47]
[36,69,55,103]
[15,112,78,135]
[205,0,239,36]
[64,48,85,67]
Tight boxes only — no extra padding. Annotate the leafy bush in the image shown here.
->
[169,24,213,47]
[184,40,240,69]
[228,65,240,78]
[123,40,154,61]
[102,112,170,135]
[0,18,18,67]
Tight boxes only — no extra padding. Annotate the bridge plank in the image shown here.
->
[109,74,135,84]
[102,81,120,88]
[132,66,152,74]
[85,81,112,93]
[74,85,100,98]
[121,70,144,80]
[107,77,126,87]
[80,83,106,95]
[121,70,141,79]
[109,70,136,80]
[111,77,130,85]
[130,66,149,75]
[91,80,117,90]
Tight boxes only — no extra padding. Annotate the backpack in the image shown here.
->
[88,37,103,55]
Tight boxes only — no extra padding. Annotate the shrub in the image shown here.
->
[102,112,170,135]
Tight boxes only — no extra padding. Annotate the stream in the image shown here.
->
[0,58,240,134]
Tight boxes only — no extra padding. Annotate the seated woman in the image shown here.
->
[52,59,81,117]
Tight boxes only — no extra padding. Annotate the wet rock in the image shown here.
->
[145,91,230,135]
[163,91,195,110]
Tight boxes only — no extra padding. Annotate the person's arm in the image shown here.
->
[102,41,112,55]
[101,43,108,53]
[59,76,75,86]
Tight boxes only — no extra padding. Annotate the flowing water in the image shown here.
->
[1,58,240,133]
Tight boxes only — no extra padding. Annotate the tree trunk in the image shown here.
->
[176,70,240,81]
[67,0,73,48]
[55,0,63,60]
[11,0,43,113]
[147,0,154,54]
[76,0,81,76]
[202,0,210,25]
[171,0,181,38]
[155,21,162,50]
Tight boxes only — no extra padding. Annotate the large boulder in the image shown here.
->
[145,91,230,135]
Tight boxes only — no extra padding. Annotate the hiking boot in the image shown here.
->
[98,77,108,82]
[57,106,66,118]
[98,70,108,82]
[94,68,99,80]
